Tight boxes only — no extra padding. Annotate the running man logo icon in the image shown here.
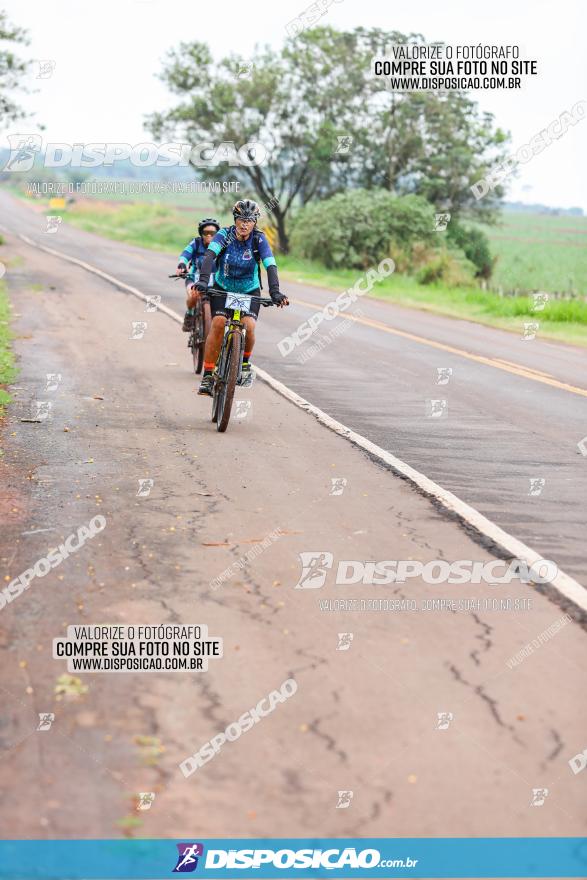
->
[426,398,447,418]
[436,367,453,386]
[173,843,204,873]
[146,295,161,312]
[37,60,56,79]
[522,322,539,341]
[434,213,451,231]
[3,134,42,172]
[45,216,62,234]
[531,292,549,312]
[295,552,334,589]
[336,790,354,809]
[530,788,548,807]
[436,711,453,730]
[578,437,587,457]
[33,401,52,422]
[37,713,55,731]
[528,478,545,497]
[330,477,347,496]
[137,792,156,811]
[337,633,354,651]
[235,400,252,420]
[130,321,148,340]
[46,373,62,391]
[237,61,254,79]
[137,479,154,498]
[335,135,353,155]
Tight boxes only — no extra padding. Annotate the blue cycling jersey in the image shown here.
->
[208,226,277,293]
[178,237,214,284]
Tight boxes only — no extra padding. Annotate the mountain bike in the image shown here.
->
[169,274,212,374]
[207,289,275,433]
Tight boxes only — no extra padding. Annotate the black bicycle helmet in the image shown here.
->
[232,199,261,222]
[198,217,220,236]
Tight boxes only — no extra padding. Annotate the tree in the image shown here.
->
[0,9,30,127]
[147,27,510,252]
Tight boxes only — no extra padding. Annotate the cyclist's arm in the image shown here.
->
[178,240,195,271]
[196,229,226,288]
[258,233,281,295]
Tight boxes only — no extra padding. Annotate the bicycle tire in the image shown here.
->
[217,328,242,433]
[193,302,204,374]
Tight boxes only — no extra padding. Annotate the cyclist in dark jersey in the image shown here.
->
[176,217,220,331]
[194,199,288,396]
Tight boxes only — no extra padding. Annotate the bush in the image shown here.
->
[290,189,436,269]
[416,250,477,287]
[447,222,494,278]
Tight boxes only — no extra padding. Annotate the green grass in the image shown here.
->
[0,280,18,415]
[478,212,587,293]
[11,191,586,346]
[278,255,587,346]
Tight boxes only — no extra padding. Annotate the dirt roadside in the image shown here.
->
[0,233,585,841]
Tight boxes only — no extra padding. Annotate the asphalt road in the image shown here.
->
[1,190,586,585]
[0,192,585,851]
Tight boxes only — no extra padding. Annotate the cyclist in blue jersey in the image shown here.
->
[176,217,220,331]
[194,199,288,396]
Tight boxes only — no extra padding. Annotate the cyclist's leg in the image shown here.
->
[183,279,199,331]
[204,316,226,370]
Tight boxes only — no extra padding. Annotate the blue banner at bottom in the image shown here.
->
[0,838,585,879]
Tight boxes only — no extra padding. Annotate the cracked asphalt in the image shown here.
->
[0,222,585,847]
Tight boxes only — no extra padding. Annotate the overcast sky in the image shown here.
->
[2,0,586,210]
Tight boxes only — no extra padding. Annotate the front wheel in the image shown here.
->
[216,329,242,433]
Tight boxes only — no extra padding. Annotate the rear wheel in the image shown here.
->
[193,303,204,374]
[217,329,242,433]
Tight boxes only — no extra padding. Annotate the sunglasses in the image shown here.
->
[202,229,217,236]
[235,217,254,223]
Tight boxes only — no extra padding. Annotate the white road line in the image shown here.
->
[14,233,587,612]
